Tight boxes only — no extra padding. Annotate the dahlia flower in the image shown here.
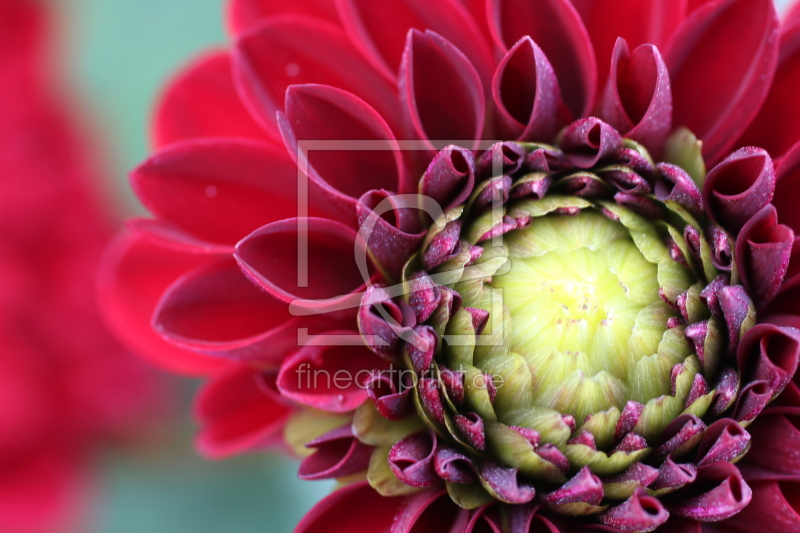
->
[100,0,800,530]
[1,1,160,531]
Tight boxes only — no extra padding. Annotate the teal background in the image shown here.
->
[61,1,333,532]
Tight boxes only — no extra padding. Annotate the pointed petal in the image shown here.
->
[487,0,596,117]
[195,365,291,458]
[598,40,672,157]
[153,50,268,146]
[235,217,368,311]
[228,0,340,33]
[492,37,571,143]
[419,145,476,211]
[665,0,780,163]
[600,488,669,531]
[299,424,373,480]
[96,230,225,375]
[295,481,406,533]
[278,84,410,226]
[670,463,752,521]
[399,30,485,152]
[132,138,305,246]
[277,335,386,412]
[737,26,800,158]
[571,0,687,90]
[153,258,302,363]
[336,0,493,83]
[233,18,400,138]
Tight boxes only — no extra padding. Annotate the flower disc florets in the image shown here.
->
[353,118,785,531]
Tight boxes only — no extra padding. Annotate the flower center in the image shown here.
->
[490,210,668,422]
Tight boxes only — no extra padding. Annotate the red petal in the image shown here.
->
[742,408,800,479]
[132,138,306,246]
[775,139,800,235]
[294,481,405,533]
[786,0,800,29]
[492,37,571,142]
[298,425,372,480]
[235,217,368,311]
[227,0,339,33]
[152,50,268,147]
[233,17,400,138]
[571,0,687,90]
[127,218,234,255]
[96,230,225,375]
[336,0,493,83]
[735,205,794,307]
[276,336,386,412]
[738,26,800,158]
[399,30,485,152]
[391,490,471,533]
[278,84,410,225]
[716,480,800,532]
[487,0,596,118]
[665,0,780,164]
[195,365,291,458]
[153,258,302,364]
[597,40,672,157]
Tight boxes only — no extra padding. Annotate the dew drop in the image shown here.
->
[205,185,218,198]
[285,62,301,77]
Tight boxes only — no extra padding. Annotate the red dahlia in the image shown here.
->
[100,0,800,531]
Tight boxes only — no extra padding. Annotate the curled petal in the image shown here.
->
[195,366,290,458]
[492,37,570,142]
[655,163,703,216]
[278,84,410,225]
[234,18,400,138]
[486,0,596,117]
[670,462,752,521]
[558,118,622,169]
[454,412,486,451]
[433,446,476,484]
[703,147,776,234]
[358,285,415,360]
[299,424,373,480]
[399,30,485,152]
[153,51,267,147]
[665,0,780,163]
[696,418,751,467]
[598,39,672,157]
[478,461,536,504]
[420,146,476,212]
[654,415,706,458]
[391,489,471,533]
[388,431,440,488]
[276,336,387,412]
[544,466,603,506]
[600,488,669,532]
[408,272,441,324]
[615,401,645,441]
[733,380,772,424]
[408,326,439,373]
[358,190,425,279]
[774,139,800,235]
[737,323,800,398]
[650,457,697,491]
[735,205,794,308]
[365,370,414,420]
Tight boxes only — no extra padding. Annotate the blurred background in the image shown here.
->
[57,1,333,532]
[4,0,795,532]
